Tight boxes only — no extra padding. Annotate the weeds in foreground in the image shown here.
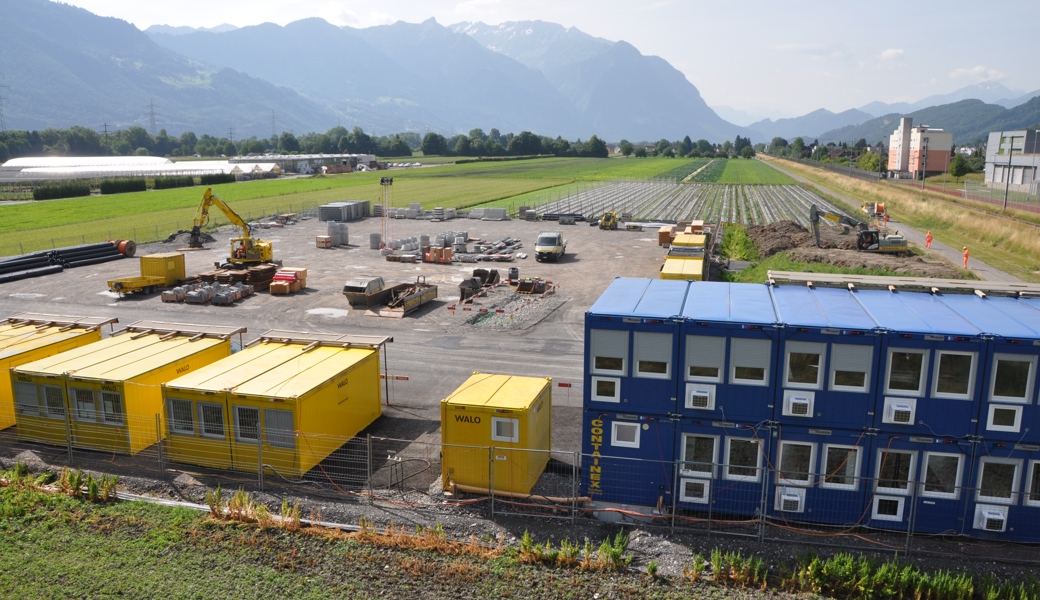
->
[349,521,503,560]
[517,529,632,572]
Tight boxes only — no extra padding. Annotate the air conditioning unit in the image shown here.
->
[680,478,710,503]
[685,383,715,411]
[883,397,916,425]
[774,487,805,513]
[783,390,814,418]
[690,390,710,409]
[982,510,1006,532]
[789,396,810,416]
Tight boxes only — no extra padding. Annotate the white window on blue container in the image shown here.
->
[685,335,725,382]
[590,329,627,376]
[932,351,976,400]
[876,449,916,495]
[989,354,1036,403]
[264,408,295,449]
[100,392,123,426]
[829,344,872,392]
[784,342,825,390]
[13,382,40,417]
[590,376,621,403]
[730,338,770,386]
[724,437,762,482]
[71,388,96,422]
[885,349,928,396]
[777,441,816,486]
[680,434,717,478]
[1025,461,1040,507]
[920,452,962,499]
[634,331,671,379]
[821,444,860,490]
[492,417,520,443]
[167,398,194,435]
[198,402,226,439]
[976,457,1021,505]
[611,421,641,449]
[233,405,260,443]
[986,404,1022,433]
[42,385,65,419]
[872,496,905,522]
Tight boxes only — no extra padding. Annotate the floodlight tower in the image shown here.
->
[380,176,393,249]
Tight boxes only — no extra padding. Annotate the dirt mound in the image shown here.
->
[786,247,964,279]
[746,221,813,256]
[162,230,217,246]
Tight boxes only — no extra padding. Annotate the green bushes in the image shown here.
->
[154,176,195,190]
[99,178,147,195]
[32,181,91,200]
[200,173,235,185]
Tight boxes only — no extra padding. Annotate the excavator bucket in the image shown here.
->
[516,278,536,294]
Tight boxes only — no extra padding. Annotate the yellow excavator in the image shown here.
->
[809,204,907,254]
[189,187,274,267]
[598,211,619,230]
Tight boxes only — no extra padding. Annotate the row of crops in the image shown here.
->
[686,160,726,182]
[534,182,850,227]
[651,159,710,181]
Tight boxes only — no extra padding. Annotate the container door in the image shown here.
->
[230,404,262,472]
[978,342,1039,443]
[675,419,770,520]
[582,411,675,509]
[262,407,300,478]
[68,383,130,454]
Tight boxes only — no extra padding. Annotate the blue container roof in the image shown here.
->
[588,277,688,319]
[771,286,877,330]
[681,282,776,325]
[854,290,981,336]
[939,295,1040,340]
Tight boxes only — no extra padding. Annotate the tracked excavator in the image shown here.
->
[809,204,907,254]
[189,187,275,268]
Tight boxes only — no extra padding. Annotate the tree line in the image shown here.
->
[615,136,760,159]
[764,135,986,176]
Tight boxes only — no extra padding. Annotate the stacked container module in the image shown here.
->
[660,234,707,281]
[580,277,1040,542]
[1,314,118,430]
[12,322,244,454]
[162,330,387,477]
[440,372,552,495]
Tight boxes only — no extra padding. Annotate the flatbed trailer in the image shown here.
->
[107,275,168,296]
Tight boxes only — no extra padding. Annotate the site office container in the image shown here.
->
[770,286,882,429]
[765,425,868,528]
[139,253,186,286]
[855,290,986,438]
[966,441,1040,542]
[863,432,973,534]
[1,314,116,430]
[585,278,687,416]
[440,372,552,495]
[678,282,779,422]
[675,417,772,519]
[582,409,676,511]
[164,331,387,478]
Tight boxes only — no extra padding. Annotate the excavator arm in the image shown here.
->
[189,188,250,248]
[809,204,866,247]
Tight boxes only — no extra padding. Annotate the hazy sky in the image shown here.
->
[60,0,1040,121]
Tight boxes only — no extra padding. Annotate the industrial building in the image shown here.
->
[887,117,953,179]
[983,130,1040,195]
[0,156,280,182]
[582,277,1040,541]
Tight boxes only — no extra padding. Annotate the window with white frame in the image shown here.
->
[42,386,65,419]
[590,377,621,403]
[679,478,710,503]
[821,445,860,490]
[1026,461,1040,507]
[13,382,39,416]
[872,496,905,522]
[987,404,1022,433]
[71,388,96,422]
[686,335,725,382]
[167,399,194,435]
[933,351,975,399]
[491,417,519,443]
[785,342,825,389]
[198,403,225,439]
[264,408,295,448]
[921,452,962,499]
[611,421,640,449]
[730,338,770,386]
[830,344,872,392]
[590,329,628,375]
[778,441,815,485]
[976,458,1020,504]
[99,392,123,425]
[886,349,927,396]
[680,434,717,477]
[634,331,671,378]
[724,438,761,481]
[990,354,1036,403]
[876,450,916,494]
[233,406,260,443]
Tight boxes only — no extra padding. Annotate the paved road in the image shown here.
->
[763,159,1023,283]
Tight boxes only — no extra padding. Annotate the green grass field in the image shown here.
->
[717,160,794,184]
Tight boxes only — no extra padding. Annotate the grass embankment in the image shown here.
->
[760,156,1040,282]
[3,463,1040,600]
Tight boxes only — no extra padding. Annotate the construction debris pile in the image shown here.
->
[745,221,815,257]
[161,282,255,305]
[192,264,278,291]
[455,237,524,263]
[0,240,135,284]
[459,268,502,301]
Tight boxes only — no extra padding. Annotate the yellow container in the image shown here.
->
[0,314,116,430]
[13,322,240,454]
[672,234,707,248]
[162,332,387,477]
[660,257,706,281]
[440,372,552,495]
[139,253,185,286]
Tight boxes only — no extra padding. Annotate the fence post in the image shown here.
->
[671,460,679,532]
[757,467,770,542]
[572,451,578,525]
[155,414,164,476]
[707,462,714,537]
[367,434,374,506]
[257,434,264,492]
[19,242,23,254]
[488,446,495,518]
[905,479,919,557]
[64,403,74,464]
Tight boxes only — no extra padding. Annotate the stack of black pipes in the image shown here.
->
[0,241,129,284]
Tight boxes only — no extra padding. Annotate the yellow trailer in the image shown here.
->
[660,257,707,281]
[12,322,244,454]
[162,330,389,477]
[1,313,117,430]
[440,372,552,495]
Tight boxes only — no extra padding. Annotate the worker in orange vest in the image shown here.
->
[883,213,889,227]
[925,231,933,249]
[963,246,969,269]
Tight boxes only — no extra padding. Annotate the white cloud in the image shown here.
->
[877,48,903,61]
[949,65,1006,81]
